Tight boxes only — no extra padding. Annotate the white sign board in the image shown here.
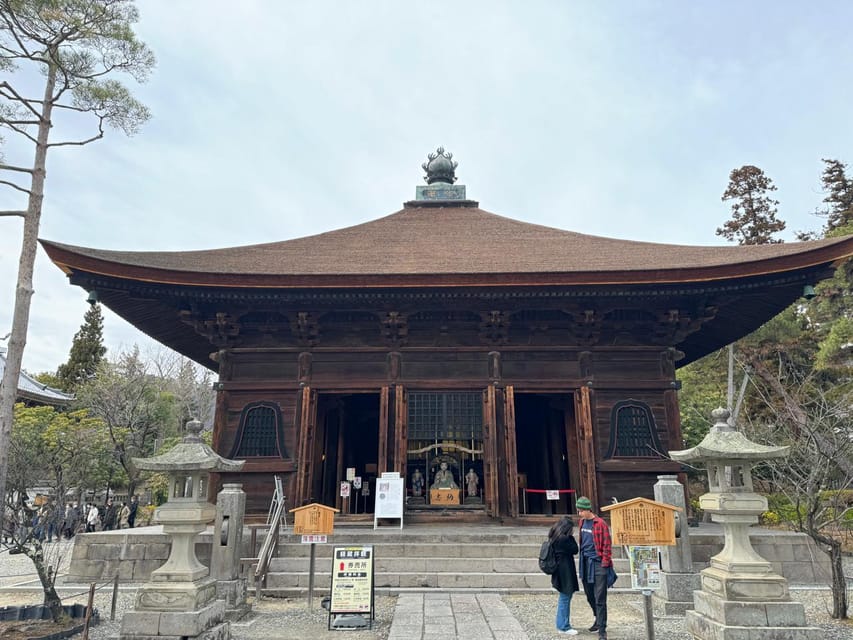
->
[330,546,374,615]
[301,534,327,544]
[346,467,356,481]
[353,476,362,490]
[546,490,560,501]
[628,545,662,590]
[340,481,351,498]
[374,476,404,529]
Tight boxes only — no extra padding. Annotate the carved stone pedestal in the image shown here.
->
[685,587,820,639]
[121,578,227,640]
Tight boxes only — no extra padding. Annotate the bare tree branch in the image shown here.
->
[0,81,43,119]
[0,210,27,217]
[0,179,31,195]
[47,132,104,148]
[1,121,39,144]
[0,163,34,174]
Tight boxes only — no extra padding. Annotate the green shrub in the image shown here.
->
[760,511,782,526]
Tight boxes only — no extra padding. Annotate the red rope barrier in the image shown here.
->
[523,489,575,494]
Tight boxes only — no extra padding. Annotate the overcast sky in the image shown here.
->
[2,1,853,374]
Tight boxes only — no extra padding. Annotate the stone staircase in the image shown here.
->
[260,524,632,596]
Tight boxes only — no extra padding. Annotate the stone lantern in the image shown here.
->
[119,419,244,640]
[670,408,819,639]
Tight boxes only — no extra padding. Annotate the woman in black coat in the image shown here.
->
[549,516,580,635]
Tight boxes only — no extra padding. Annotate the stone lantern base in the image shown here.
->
[685,568,821,639]
[120,577,230,640]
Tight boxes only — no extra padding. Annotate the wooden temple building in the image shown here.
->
[41,149,853,520]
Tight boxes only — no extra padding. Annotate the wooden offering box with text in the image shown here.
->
[601,497,681,546]
[290,503,339,535]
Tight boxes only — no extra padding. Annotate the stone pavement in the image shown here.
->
[388,593,528,640]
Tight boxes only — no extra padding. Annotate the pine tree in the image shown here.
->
[56,304,107,392]
[817,158,853,235]
[717,165,786,245]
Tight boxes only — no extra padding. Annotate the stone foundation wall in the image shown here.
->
[64,526,217,584]
[687,528,831,585]
[63,524,833,587]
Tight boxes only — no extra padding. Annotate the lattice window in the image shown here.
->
[230,402,287,458]
[408,392,483,441]
[604,400,665,459]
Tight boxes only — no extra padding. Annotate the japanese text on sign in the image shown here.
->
[330,546,374,614]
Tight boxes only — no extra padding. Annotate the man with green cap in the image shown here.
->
[576,496,612,640]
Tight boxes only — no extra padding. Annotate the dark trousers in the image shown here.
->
[582,561,608,634]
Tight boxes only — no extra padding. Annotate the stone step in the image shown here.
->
[274,530,554,546]
[269,555,631,575]
[274,541,543,559]
[262,569,633,594]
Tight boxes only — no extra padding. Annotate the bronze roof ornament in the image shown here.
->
[422,146,458,184]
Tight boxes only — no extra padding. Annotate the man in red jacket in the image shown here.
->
[576,496,612,640]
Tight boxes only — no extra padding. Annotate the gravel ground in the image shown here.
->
[503,587,853,639]
[1,542,853,639]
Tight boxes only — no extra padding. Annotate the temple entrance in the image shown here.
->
[514,393,575,515]
[405,391,485,508]
[314,393,380,514]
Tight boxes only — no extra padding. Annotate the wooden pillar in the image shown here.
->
[574,385,599,511]
[663,387,683,451]
[335,408,345,512]
[295,386,317,507]
[483,385,499,518]
[378,386,389,474]
[393,385,407,476]
[502,385,520,518]
[209,383,229,496]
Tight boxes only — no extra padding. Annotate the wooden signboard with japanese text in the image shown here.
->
[430,489,461,505]
[290,503,339,535]
[601,497,680,546]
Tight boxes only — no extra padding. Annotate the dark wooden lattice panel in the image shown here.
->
[605,400,665,459]
[232,402,286,458]
[408,392,483,441]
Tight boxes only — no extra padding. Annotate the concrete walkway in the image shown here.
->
[388,593,528,640]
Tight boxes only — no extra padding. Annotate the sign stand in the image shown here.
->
[290,503,339,610]
[328,546,375,630]
[373,472,404,529]
[603,498,679,640]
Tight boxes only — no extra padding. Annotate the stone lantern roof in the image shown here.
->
[670,407,788,462]
[133,419,245,472]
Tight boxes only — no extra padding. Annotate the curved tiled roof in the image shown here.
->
[41,204,853,288]
[0,349,74,407]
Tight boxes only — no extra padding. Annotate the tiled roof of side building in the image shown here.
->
[0,349,74,407]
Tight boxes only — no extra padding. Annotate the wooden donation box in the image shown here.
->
[430,489,461,505]
[601,497,680,546]
[290,503,339,535]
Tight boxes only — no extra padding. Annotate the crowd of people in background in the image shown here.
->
[23,494,140,542]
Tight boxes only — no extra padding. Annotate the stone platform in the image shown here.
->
[63,522,831,595]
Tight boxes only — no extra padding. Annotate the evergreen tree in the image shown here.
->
[716,165,786,245]
[817,158,853,235]
[0,0,155,554]
[56,304,106,391]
